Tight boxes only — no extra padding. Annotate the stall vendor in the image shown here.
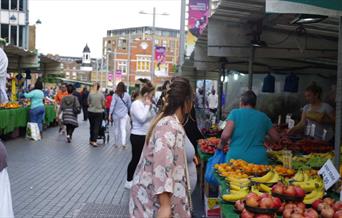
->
[217,91,280,165]
[288,83,335,141]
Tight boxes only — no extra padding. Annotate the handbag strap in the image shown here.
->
[182,136,193,213]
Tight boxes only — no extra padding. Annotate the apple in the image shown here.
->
[283,208,294,218]
[278,202,286,214]
[294,186,305,198]
[304,208,319,218]
[296,202,306,210]
[272,197,282,208]
[259,197,274,209]
[321,205,335,218]
[312,199,323,210]
[246,192,260,200]
[246,196,259,208]
[324,198,336,206]
[334,210,342,218]
[235,200,245,212]
[241,209,255,218]
[334,202,342,211]
[284,185,296,197]
[272,183,285,195]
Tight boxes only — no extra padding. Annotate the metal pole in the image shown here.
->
[113,48,117,87]
[334,16,342,169]
[106,53,109,89]
[179,0,186,73]
[151,7,156,82]
[248,47,255,90]
[24,0,29,49]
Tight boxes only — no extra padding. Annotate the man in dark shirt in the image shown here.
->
[80,87,89,121]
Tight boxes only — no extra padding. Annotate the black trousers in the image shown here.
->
[82,106,88,121]
[127,134,145,181]
[88,112,103,142]
[65,124,76,138]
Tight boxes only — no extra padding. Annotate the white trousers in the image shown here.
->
[0,168,14,218]
[0,77,8,104]
[113,114,130,146]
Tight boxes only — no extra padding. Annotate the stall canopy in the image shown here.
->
[4,44,39,71]
[181,0,341,167]
[39,55,63,75]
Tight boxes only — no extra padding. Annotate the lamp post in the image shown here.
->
[35,19,42,52]
[139,8,169,82]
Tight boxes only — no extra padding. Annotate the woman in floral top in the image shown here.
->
[130,77,194,218]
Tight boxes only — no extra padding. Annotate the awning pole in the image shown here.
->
[334,16,342,170]
[248,47,255,90]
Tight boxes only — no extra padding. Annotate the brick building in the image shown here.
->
[103,26,180,87]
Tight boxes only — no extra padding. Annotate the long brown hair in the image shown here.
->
[145,77,193,143]
[115,82,126,97]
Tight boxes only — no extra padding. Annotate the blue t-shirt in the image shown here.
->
[24,90,44,109]
[225,108,272,165]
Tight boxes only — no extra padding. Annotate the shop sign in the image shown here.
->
[318,159,340,190]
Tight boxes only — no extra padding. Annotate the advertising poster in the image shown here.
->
[154,46,168,77]
[186,0,209,56]
[115,70,122,82]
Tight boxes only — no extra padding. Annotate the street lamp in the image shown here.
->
[35,19,42,53]
[139,8,169,82]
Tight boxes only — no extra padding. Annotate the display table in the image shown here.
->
[0,105,56,135]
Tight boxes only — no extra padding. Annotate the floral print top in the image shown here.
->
[129,115,191,218]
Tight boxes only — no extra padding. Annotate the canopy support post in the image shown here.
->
[248,47,255,90]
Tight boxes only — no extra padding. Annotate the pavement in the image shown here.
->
[4,119,205,218]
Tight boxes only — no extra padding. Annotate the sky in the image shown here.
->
[29,0,182,58]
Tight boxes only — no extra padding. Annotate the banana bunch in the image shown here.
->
[251,170,280,183]
[303,189,325,204]
[226,176,251,189]
[292,176,323,192]
[251,184,272,195]
[222,189,249,202]
[292,170,305,182]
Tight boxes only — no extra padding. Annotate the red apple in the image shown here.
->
[272,197,282,208]
[246,197,259,208]
[334,202,342,211]
[321,205,335,218]
[259,197,274,209]
[304,208,319,218]
[283,208,294,218]
[284,185,296,197]
[272,183,285,195]
[324,198,336,206]
[235,200,245,212]
[294,186,305,198]
[241,209,255,218]
[246,192,260,200]
[312,199,323,210]
[296,202,306,210]
[334,210,342,218]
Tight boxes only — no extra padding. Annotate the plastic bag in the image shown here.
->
[26,122,41,141]
[205,149,225,186]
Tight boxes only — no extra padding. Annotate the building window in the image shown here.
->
[162,40,168,48]
[1,25,9,42]
[1,0,9,10]
[19,25,23,47]
[10,26,17,45]
[19,0,24,11]
[118,39,127,49]
[11,0,18,10]
[117,61,128,73]
[169,40,175,52]
[136,56,151,72]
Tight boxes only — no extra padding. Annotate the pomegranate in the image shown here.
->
[283,208,294,218]
[246,196,259,208]
[334,210,342,218]
[304,208,319,218]
[312,199,323,210]
[241,209,255,218]
[321,205,335,218]
[334,202,342,211]
[259,197,274,209]
[272,183,285,195]
[278,202,286,214]
[290,213,304,218]
[235,200,245,212]
[296,202,306,210]
[272,197,282,208]
[255,214,273,218]
[318,203,330,212]
[284,185,296,197]
[294,186,305,198]
[324,198,336,206]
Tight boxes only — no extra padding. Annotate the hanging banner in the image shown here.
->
[186,0,209,57]
[115,70,122,82]
[154,46,168,77]
[266,0,342,17]
[108,72,113,81]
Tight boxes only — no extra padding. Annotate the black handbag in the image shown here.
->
[73,96,81,115]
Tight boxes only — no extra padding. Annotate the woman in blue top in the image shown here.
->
[218,91,279,164]
[24,79,45,134]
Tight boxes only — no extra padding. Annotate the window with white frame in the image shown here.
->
[117,61,128,74]
[136,56,151,72]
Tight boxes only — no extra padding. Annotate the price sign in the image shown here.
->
[318,159,340,190]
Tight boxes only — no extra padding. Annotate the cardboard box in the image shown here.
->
[204,196,221,217]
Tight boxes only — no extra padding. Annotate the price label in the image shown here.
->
[318,159,340,190]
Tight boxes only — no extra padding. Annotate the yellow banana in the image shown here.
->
[303,189,324,204]
[293,181,316,192]
[293,170,304,182]
[268,171,280,183]
[251,171,274,183]
[259,183,272,193]
[303,171,310,182]
[251,185,263,196]
[222,190,249,202]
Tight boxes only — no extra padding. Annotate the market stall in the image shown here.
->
[0,103,56,135]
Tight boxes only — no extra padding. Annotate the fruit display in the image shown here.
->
[0,102,21,109]
[312,197,342,218]
[198,137,228,154]
[251,171,280,184]
[230,159,271,176]
[201,124,222,137]
[268,151,334,170]
[273,165,295,177]
[281,202,319,218]
[271,183,306,202]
